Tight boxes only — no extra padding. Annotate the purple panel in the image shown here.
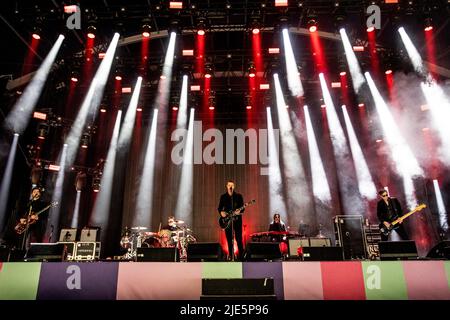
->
[37,262,118,300]
[242,262,284,299]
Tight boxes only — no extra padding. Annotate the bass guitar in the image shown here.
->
[15,201,58,235]
[379,203,426,236]
[219,199,255,229]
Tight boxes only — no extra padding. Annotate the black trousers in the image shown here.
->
[381,224,409,241]
[225,218,244,260]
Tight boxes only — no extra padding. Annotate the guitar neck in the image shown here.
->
[393,208,419,224]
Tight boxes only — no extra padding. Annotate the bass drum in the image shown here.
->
[141,236,161,248]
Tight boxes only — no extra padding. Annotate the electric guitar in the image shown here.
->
[15,201,58,235]
[379,203,426,236]
[218,199,256,229]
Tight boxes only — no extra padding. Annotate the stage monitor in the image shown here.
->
[379,240,418,260]
[187,243,223,262]
[246,242,282,261]
[136,247,179,262]
[59,228,77,242]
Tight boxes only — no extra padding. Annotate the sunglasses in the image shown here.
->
[381,194,388,197]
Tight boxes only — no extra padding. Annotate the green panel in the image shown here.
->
[0,262,42,300]
[362,261,408,300]
[445,261,450,289]
[202,262,242,279]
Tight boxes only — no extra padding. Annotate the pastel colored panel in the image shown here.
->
[403,261,450,300]
[202,262,242,279]
[37,262,118,300]
[117,262,202,300]
[446,261,450,288]
[243,262,284,299]
[362,261,408,300]
[282,262,323,300]
[0,262,41,300]
[321,262,366,300]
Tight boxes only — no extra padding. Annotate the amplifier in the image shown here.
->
[288,237,332,257]
[75,242,97,261]
[57,242,76,260]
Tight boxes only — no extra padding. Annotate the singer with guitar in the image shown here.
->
[16,186,50,248]
[377,190,409,241]
[217,180,246,261]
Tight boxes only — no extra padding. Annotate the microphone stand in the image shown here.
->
[230,191,234,262]
[21,204,33,251]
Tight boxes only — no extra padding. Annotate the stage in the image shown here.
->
[0,261,449,300]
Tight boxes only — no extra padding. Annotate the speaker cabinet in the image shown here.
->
[288,239,310,257]
[287,237,332,257]
[0,246,9,262]
[201,279,276,300]
[136,247,179,262]
[80,228,100,242]
[302,247,344,261]
[426,241,450,259]
[187,243,223,262]
[334,215,367,260]
[59,228,77,242]
[24,243,65,262]
[378,240,418,260]
[246,242,281,261]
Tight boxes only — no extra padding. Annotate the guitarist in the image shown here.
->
[217,180,245,261]
[376,190,409,241]
[19,186,49,246]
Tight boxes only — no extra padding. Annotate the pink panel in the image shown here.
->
[116,262,202,300]
[282,262,324,300]
[403,261,450,300]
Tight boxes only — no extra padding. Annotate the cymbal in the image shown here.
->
[143,231,158,236]
[174,219,184,224]
[131,226,148,230]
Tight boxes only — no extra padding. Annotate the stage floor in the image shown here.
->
[0,261,449,300]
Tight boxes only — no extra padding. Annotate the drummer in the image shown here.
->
[268,213,286,242]
[162,216,179,232]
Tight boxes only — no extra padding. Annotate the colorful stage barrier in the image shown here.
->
[0,261,449,300]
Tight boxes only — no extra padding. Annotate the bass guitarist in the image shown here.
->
[217,180,245,261]
[376,189,409,241]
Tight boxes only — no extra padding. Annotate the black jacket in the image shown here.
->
[217,192,245,219]
[269,222,286,232]
[377,197,403,223]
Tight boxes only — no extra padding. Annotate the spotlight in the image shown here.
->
[248,63,256,78]
[87,25,96,39]
[340,71,347,76]
[75,171,87,192]
[308,19,318,33]
[32,30,41,40]
[367,26,375,32]
[92,175,101,193]
[37,123,49,140]
[142,24,151,38]
[81,133,90,149]
[204,65,213,78]
[424,18,433,32]
[172,106,179,111]
[197,19,206,36]
[385,69,392,75]
[115,69,122,81]
[70,71,79,82]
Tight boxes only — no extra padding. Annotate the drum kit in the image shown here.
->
[120,219,197,261]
